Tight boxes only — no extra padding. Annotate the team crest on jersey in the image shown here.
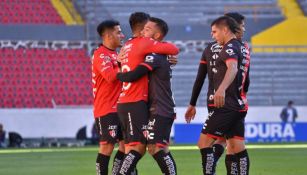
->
[109,129,117,138]
[143,130,149,139]
[101,55,111,62]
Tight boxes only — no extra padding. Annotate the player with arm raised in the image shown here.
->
[116,12,179,175]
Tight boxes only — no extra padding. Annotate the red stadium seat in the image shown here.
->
[1,48,91,108]
[0,1,64,24]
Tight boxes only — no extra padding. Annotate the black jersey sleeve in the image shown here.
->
[220,42,239,62]
[116,65,149,82]
[243,68,250,92]
[189,48,208,106]
[140,54,163,71]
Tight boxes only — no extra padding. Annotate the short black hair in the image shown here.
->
[211,16,240,34]
[129,12,150,32]
[149,17,169,37]
[288,100,294,106]
[96,19,120,37]
[225,12,245,24]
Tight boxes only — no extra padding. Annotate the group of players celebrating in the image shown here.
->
[92,11,250,175]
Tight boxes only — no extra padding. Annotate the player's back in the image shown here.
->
[119,37,151,103]
[146,53,176,118]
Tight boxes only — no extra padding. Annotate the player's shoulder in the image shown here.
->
[227,39,242,48]
[145,53,166,63]
[93,45,105,58]
[221,39,241,57]
[136,36,156,42]
[147,53,166,59]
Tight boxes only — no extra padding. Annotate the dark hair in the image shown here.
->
[288,100,294,106]
[211,16,240,34]
[96,19,120,37]
[225,12,245,25]
[149,17,169,37]
[129,12,150,32]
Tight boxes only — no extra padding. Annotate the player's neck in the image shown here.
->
[132,30,143,37]
[103,41,116,50]
[223,34,236,46]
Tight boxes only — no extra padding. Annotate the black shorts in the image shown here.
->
[117,101,149,145]
[147,114,174,147]
[202,108,247,140]
[95,112,123,145]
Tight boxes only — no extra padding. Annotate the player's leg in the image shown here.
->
[226,112,249,175]
[147,115,177,175]
[199,109,221,175]
[117,101,148,175]
[111,114,126,175]
[200,108,239,175]
[95,114,119,175]
[212,139,226,165]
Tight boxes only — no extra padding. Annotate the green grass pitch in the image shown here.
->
[0,144,307,175]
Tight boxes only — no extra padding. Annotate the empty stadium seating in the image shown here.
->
[74,0,284,40]
[298,0,307,15]
[0,48,92,108]
[0,0,64,24]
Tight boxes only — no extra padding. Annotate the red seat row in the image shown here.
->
[0,48,93,108]
[0,0,64,24]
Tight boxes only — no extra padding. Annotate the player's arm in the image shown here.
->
[214,48,238,108]
[117,54,160,82]
[185,49,208,123]
[93,53,118,83]
[116,65,149,82]
[142,37,179,55]
[243,42,251,93]
[243,68,250,93]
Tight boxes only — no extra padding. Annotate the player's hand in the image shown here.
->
[168,55,178,66]
[185,105,196,123]
[117,47,128,63]
[214,88,225,108]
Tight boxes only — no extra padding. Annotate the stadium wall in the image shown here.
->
[0,25,85,40]
[0,107,306,141]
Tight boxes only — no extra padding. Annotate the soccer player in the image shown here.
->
[116,12,179,175]
[185,12,250,174]
[186,16,250,175]
[117,17,177,175]
[92,19,126,175]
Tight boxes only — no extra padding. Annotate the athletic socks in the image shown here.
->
[200,147,216,175]
[111,151,125,175]
[212,143,225,163]
[96,153,110,175]
[153,150,177,175]
[235,149,250,175]
[167,152,177,174]
[118,150,142,175]
[225,154,238,175]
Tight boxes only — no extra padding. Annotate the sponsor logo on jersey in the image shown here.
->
[226,49,235,56]
[145,55,154,63]
[210,43,222,53]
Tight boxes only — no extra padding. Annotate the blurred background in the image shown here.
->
[1,0,307,148]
